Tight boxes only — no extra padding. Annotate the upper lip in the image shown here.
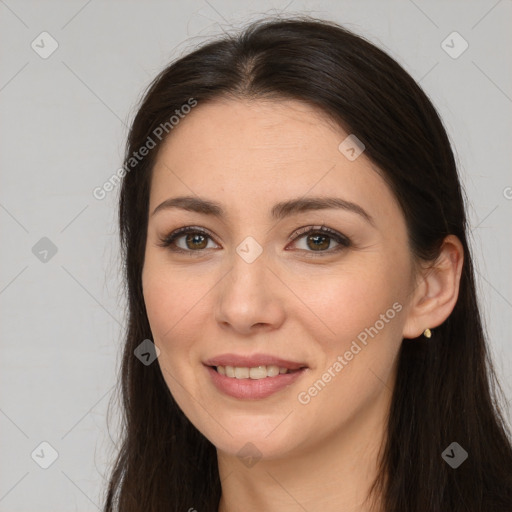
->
[203,353,308,370]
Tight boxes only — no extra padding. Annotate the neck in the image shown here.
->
[216,390,390,512]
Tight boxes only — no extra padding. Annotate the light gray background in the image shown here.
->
[1,0,511,510]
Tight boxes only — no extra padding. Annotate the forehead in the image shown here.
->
[149,98,400,224]
[157,98,343,163]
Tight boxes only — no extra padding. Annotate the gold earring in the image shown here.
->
[423,328,432,338]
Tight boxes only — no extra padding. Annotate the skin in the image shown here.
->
[141,98,464,512]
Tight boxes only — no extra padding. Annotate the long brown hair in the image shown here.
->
[103,16,512,511]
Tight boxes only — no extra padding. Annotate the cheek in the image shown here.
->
[142,263,206,414]
[292,282,403,434]
[142,253,209,343]
[141,255,220,407]
[292,258,404,343]
[292,255,407,399]
[142,270,175,343]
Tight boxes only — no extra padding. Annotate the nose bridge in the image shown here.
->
[226,233,269,301]
[235,234,266,266]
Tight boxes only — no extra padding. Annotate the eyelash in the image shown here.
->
[157,225,351,258]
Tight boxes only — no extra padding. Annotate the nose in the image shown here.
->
[214,248,286,336]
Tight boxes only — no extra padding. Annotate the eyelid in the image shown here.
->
[288,224,349,243]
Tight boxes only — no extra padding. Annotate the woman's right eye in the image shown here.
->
[157,227,218,255]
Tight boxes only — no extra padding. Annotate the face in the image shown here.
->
[142,98,417,460]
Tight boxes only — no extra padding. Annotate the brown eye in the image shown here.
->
[305,233,330,251]
[289,226,351,257]
[157,227,218,254]
[183,232,208,250]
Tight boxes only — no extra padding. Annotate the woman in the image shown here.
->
[103,16,512,512]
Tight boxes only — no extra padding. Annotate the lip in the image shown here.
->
[203,353,308,371]
[205,365,308,399]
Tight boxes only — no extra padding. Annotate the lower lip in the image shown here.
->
[205,365,307,399]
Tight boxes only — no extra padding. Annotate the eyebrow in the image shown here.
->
[151,195,375,226]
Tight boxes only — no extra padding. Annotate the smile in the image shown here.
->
[205,364,308,399]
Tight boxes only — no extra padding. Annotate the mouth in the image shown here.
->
[203,353,308,377]
[203,354,309,399]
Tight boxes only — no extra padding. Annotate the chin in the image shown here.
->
[194,410,304,461]
[213,431,297,462]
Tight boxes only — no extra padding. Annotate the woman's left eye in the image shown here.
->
[289,225,351,256]
[157,225,351,257]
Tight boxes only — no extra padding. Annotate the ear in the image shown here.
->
[402,234,464,339]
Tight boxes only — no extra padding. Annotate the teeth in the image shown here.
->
[266,365,279,377]
[250,366,268,379]
[217,365,293,379]
[234,367,249,379]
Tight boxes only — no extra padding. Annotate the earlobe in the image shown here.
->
[402,235,464,339]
